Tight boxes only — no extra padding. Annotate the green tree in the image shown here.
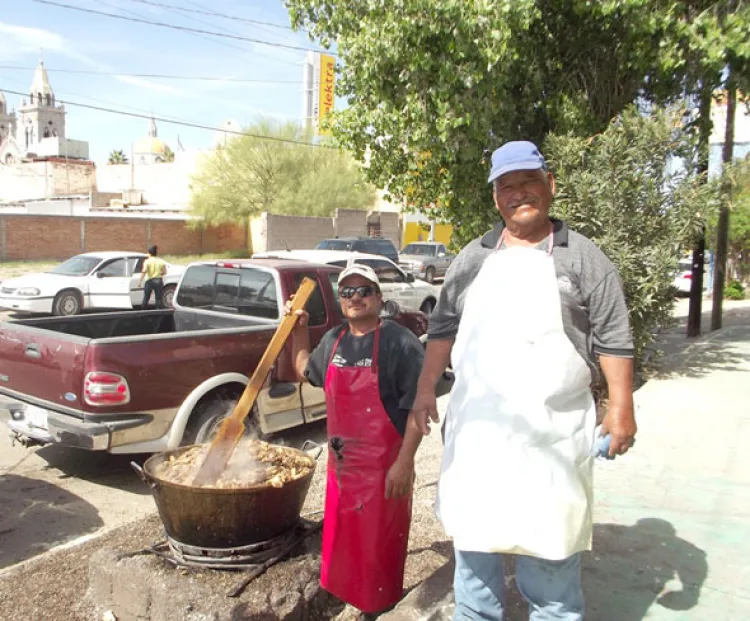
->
[709,155,750,282]
[163,145,175,163]
[189,119,376,225]
[107,149,128,165]
[546,107,720,365]
[285,0,750,245]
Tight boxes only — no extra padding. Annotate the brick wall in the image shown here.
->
[0,214,247,260]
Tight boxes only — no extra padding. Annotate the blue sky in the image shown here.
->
[0,0,333,163]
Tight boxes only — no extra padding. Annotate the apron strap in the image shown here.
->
[327,323,381,374]
[496,222,554,255]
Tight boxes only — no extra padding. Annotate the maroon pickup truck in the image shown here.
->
[1,258,434,454]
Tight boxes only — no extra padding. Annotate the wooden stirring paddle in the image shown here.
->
[192,277,317,487]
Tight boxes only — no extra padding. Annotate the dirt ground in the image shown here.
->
[0,422,449,621]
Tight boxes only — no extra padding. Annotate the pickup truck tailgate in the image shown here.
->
[0,322,87,409]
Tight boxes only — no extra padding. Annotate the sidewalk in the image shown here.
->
[384,305,750,621]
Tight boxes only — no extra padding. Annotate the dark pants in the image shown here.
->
[142,278,164,309]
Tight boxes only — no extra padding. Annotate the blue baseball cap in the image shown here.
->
[487,141,547,184]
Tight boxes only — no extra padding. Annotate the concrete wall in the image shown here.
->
[249,209,402,254]
[97,150,206,210]
[378,211,400,246]
[0,214,247,260]
[0,160,96,201]
[334,209,366,238]
[252,212,334,252]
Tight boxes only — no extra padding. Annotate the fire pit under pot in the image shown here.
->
[132,443,317,549]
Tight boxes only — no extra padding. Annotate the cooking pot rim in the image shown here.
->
[142,443,316,493]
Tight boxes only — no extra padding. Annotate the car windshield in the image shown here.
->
[316,240,353,251]
[47,255,102,276]
[402,244,435,256]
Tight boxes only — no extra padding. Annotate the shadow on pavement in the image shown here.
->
[35,445,153,496]
[584,519,708,621]
[649,327,750,381]
[405,519,706,621]
[0,473,104,568]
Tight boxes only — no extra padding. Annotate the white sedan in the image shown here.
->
[0,252,185,316]
[253,249,440,314]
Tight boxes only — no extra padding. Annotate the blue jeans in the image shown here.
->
[453,549,584,621]
[142,278,164,309]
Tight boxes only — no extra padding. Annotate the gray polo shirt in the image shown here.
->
[428,219,634,378]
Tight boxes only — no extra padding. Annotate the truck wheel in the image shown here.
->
[53,290,81,316]
[420,298,435,315]
[425,267,436,284]
[182,393,260,445]
[163,284,176,308]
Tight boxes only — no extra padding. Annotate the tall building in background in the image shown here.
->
[302,52,336,135]
[0,60,89,165]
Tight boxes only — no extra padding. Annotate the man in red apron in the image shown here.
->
[286,263,425,613]
[411,141,637,620]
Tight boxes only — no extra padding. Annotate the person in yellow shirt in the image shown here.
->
[138,245,167,308]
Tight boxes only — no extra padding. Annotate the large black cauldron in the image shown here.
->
[132,444,316,548]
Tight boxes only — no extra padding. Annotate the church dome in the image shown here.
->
[133,137,167,155]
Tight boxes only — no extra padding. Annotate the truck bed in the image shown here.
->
[9,308,275,340]
[0,309,278,415]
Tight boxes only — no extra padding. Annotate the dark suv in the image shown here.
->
[315,237,399,263]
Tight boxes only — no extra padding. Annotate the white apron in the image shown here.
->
[436,230,596,560]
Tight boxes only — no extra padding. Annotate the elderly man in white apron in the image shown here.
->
[411,141,637,620]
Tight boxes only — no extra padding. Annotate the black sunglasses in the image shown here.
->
[339,285,376,299]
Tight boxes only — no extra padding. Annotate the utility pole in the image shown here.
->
[687,84,712,337]
[711,80,736,331]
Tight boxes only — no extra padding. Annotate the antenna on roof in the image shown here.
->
[284,240,291,251]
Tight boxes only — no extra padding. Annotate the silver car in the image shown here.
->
[399,242,453,283]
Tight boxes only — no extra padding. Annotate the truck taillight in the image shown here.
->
[84,372,130,406]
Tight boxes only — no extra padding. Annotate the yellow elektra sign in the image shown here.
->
[318,54,335,135]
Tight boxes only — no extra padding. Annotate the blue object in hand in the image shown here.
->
[592,427,615,460]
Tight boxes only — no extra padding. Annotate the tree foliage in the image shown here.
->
[546,107,720,364]
[162,145,175,163]
[107,149,128,165]
[285,0,750,245]
[189,119,376,226]
[709,154,750,281]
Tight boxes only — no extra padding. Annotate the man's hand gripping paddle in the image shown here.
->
[191,277,317,487]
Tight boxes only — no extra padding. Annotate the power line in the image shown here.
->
[0,87,332,149]
[0,65,299,83]
[127,0,296,31]
[120,0,300,66]
[31,0,334,55]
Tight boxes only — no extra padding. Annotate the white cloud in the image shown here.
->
[0,22,185,96]
[114,74,185,96]
[0,22,97,65]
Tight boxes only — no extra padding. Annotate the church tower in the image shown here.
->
[0,90,15,145]
[16,60,66,152]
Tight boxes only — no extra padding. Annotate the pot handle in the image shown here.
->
[301,440,324,461]
[131,461,159,489]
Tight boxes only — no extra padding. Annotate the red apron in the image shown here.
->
[320,324,412,613]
